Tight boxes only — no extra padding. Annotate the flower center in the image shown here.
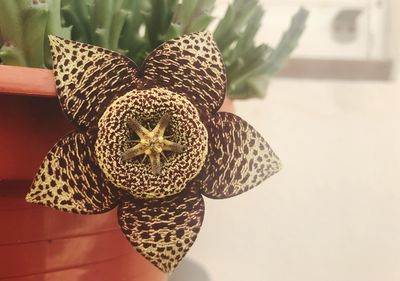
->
[95,88,208,199]
[122,114,184,175]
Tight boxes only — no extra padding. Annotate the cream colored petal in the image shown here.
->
[193,112,282,199]
[118,188,204,273]
[49,35,139,129]
[26,132,119,214]
[142,32,226,118]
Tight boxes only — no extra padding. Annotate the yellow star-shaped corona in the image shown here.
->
[122,114,183,175]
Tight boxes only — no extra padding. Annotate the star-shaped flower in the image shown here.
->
[26,32,282,273]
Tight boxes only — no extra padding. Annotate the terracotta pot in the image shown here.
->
[0,65,166,281]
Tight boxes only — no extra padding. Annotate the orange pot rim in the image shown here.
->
[0,64,235,105]
[0,65,56,97]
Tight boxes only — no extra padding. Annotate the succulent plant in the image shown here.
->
[0,0,70,68]
[0,0,308,99]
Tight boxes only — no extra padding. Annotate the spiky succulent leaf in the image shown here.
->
[0,0,308,99]
[0,0,49,67]
[171,0,215,34]
[227,7,309,99]
[0,0,70,67]
[45,0,71,66]
[262,7,309,76]
[144,0,178,50]
[119,0,149,63]
[61,0,92,43]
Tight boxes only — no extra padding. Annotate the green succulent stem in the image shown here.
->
[262,7,309,76]
[226,6,309,99]
[0,0,308,99]
[24,3,49,68]
[61,0,91,43]
[119,0,149,64]
[0,0,28,66]
[91,0,114,48]
[0,45,26,66]
[45,0,71,66]
[0,0,71,68]
[145,0,177,50]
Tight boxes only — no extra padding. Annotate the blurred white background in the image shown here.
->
[175,0,400,280]
[259,0,388,59]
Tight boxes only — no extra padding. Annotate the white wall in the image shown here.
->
[258,0,388,59]
[181,1,400,280]
[388,0,400,77]
[187,78,400,281]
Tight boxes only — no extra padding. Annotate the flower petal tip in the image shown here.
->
[26,132,120,214]
[193,112,282,199]
[25,192,34,204]
[118,189,204,273]
[49,36,139,129]
[199,31,213,38]
[48,35,65,51]
[48,34,59,41]
[25,188,47,208]
[271,153,283,176]
[142,31,226,118]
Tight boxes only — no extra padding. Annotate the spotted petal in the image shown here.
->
[26,132,119,214]
[49,36,139,129]
[193,112,282,199]
[118,188,204,273]
[141,32,226,118]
